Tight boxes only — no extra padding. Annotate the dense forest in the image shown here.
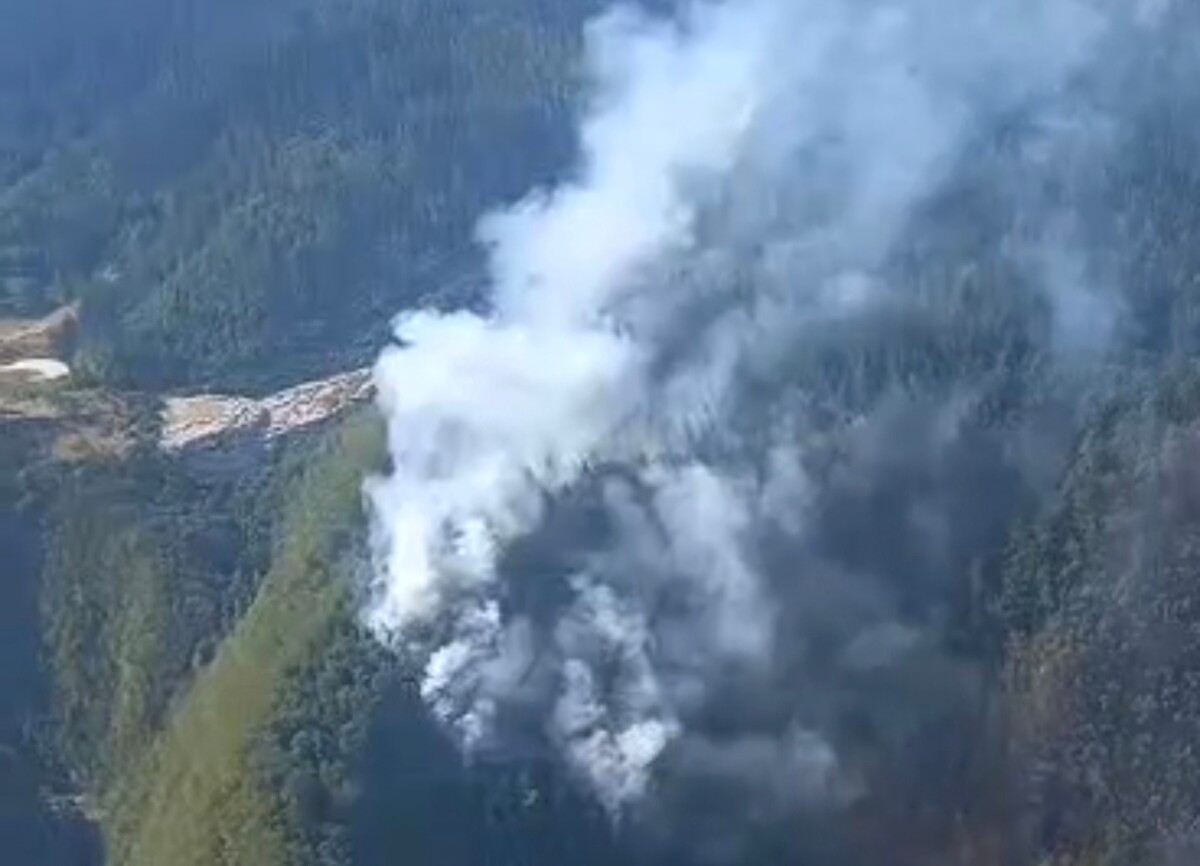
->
[1,0,602,390]
[5,1,1200,865]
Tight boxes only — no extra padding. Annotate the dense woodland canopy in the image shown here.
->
[0,0,602,390]
[4,1,1200,866]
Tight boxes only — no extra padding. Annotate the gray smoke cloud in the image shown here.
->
[365,0,1151,834]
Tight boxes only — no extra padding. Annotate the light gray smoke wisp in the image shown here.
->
[367,0,1115,815]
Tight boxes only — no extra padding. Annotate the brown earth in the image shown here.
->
[0,304,78,364]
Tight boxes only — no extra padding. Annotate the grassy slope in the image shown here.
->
[104,415,382,866]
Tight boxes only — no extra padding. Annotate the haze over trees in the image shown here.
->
[2,1,1200,866]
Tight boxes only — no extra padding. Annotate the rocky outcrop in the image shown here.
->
[1,358,372,476]
[159,368,374,472]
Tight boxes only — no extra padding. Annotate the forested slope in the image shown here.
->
[1,0,599,390]
[0,1,605,861]
[5,2,1200,866]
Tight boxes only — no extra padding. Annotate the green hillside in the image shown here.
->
[1,0,599,391]
[5,2,1200,866]
[34,407,386,866]
[104,416,383,866]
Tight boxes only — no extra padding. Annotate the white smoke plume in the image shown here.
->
[367,0,1128,818]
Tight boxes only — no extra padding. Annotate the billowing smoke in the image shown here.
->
[365,0,1156,844]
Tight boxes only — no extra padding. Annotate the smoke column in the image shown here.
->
[367,0,1137,828]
